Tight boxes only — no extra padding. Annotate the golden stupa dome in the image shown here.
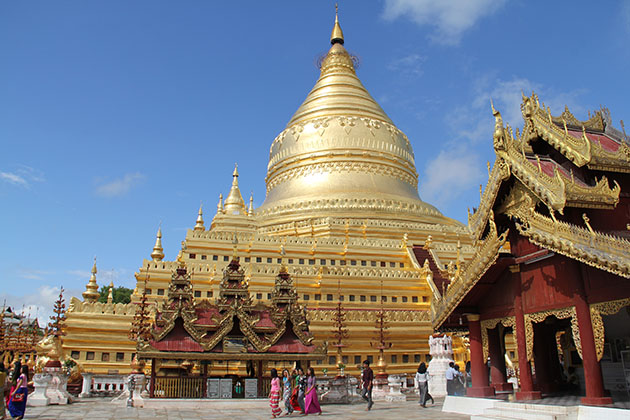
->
[258,13,459,228]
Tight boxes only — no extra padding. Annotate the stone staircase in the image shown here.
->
[472,401,579,420]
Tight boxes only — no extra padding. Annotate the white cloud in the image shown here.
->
[0,171,28,186]
[420,146,484,208]
[95,172,145,197]
[382,0,507,45]
[0,285,81,326]
[388,53,426,77]
[423,75,586,213]
[17,268,51,280]
[0,165,45,188]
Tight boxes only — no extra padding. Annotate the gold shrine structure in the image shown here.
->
[62,11,474,377]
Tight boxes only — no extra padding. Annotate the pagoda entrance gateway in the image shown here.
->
[138,246,325,399]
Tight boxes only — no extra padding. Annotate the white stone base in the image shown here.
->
[27,373,51,407]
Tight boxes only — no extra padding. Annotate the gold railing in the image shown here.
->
[153,377,204,398]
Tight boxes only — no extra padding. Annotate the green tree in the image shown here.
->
[97,286,133,304]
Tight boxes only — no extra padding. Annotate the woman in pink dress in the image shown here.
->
[304,367,322,415]
[269,368,282,418]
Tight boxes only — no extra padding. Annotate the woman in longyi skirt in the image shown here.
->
[303,367,322,415]
[269,368,282,418]
[8,365,29,420]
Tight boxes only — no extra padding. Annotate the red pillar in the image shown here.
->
[149,358,156,398]
[466,314,495,397]
[511,265,541,401]
[575,266,612,406]
[488,328,513,392]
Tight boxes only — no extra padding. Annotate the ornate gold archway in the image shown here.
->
[524,307,581,362]
[590,297,630,361]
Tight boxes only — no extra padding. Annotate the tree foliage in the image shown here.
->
[97,286,133,304]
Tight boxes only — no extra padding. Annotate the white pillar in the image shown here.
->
[79,372,93,398]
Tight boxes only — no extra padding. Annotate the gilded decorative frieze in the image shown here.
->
[480,317,515,361]
[506,195,630,279]
[308,309,430,323]
[266,159,418,193]
[590,298,630,360]
[524,307,581,362]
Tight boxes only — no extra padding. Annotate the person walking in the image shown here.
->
[360,360,373,411]
[281,369,294,416]
[415,362,434,407]
[7,365,28,420]
[0,362,7,420]
[445,361,456,395]
[269,368,282,418]
[4,361,20,409]
[296,368,307,414]
[303,367,322,415]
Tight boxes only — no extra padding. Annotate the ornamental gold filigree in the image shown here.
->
[507,195,630,279]
[481,317,515,361]
[524,307,581,362]
[590,298,630,360]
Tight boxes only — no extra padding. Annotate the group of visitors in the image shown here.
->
[269,367,321,418]
[446,361,467,396]
[1,361,29,420]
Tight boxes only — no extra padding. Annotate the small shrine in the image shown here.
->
[137,244,326,398]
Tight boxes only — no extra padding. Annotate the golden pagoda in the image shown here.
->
[63,9,472,376]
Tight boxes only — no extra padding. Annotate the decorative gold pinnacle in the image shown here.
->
[194,203,204,231]
[82,257,100,303]
[331,3,344,45]
[151,225,165,262]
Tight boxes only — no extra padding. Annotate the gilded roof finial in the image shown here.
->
[217,193,224,214]
[82,257,100,303]
[248,192,254,217]
[224,163,246,214]
[194,203,204,231]
[151,225,165,262]
[331,3,344,45]
[107,281,114,304]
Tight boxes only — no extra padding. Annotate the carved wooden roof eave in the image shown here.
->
[493,119,620,214]
[522,94,630,171]
[431,221,509,329]
[505,192,630,279]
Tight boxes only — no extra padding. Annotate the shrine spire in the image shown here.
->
[331,3,344,45]
[194,203,205,231]
[151,225,165,262]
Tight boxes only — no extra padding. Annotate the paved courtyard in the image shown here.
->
[22,398,469,420]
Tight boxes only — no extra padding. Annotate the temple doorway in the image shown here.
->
[530,316,580,395]
[599,306,630,401]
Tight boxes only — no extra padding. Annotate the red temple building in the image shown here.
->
[138,245,326,398]
[431,93,630,406]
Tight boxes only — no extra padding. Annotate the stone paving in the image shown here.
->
[21,397,469,420]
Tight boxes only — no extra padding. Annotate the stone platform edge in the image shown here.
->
[442,396,628,420]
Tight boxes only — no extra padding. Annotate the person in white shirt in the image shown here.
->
[415,363,434,407]
[445,362,462,395]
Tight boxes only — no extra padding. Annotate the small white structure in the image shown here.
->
[28,366,72,406]
[385,374,406,402]
[427,334,454,397]
[28,373,52,406]
[79,373,127,397]
[111,374,147,407]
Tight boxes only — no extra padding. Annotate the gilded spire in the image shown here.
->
[223,164,246,214]
[107,281,114,304]
[331,3,344,45]
[248,193,254,216]
[194,204,205,231]
[82,257,100,303]
[151,226,165,262]
[217,193,224,214]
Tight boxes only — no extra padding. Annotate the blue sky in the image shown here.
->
[2,0,629,319]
